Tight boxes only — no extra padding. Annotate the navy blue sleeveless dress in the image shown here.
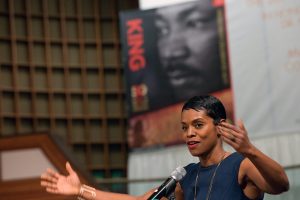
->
[179,152,264,200]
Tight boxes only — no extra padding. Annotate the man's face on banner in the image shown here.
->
[155,0,222,99]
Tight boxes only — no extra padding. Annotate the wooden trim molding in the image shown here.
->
[0,133,94,200]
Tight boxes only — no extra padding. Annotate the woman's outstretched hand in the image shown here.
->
[41,162,81,196]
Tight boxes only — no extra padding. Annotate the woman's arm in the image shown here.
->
[218,119,289,194]
[240,148,289,194]
[92,188,155,200]
[40,162,154,200]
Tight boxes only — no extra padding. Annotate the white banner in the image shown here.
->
[227,0,300,136]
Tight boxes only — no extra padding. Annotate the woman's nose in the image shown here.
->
[186,127,195,137]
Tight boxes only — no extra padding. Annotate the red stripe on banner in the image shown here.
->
[213,0,224,7]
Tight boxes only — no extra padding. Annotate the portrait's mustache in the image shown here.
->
[163,61,203,79]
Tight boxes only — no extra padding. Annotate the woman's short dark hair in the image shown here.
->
[182,95,227,125]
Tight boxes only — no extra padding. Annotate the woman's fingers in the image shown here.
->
[220,133,238,147]
[41,180,57,189]
[41,170,59,184]
[217,120,252,154]
[46,187,59,194]
[236,119,246,131]
[218,125,239,142]
[220,121,240,133]
[40,168,61,192]
[46,168,61,179]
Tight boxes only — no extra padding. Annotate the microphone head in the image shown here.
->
[171,166,186,181]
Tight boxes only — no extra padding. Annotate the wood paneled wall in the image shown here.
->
[0,0,138,193]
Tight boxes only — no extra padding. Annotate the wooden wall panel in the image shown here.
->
[0,0,138,193]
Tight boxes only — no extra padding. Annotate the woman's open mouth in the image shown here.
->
[187,141,200,150]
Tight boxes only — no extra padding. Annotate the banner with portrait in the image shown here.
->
[120,0,233,149]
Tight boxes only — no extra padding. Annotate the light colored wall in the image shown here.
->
[1,148,56,181]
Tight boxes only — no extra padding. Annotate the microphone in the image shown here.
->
[147,166,186,200]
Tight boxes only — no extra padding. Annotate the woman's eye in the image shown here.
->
[195,123,203,128]
[181,126,187,131]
